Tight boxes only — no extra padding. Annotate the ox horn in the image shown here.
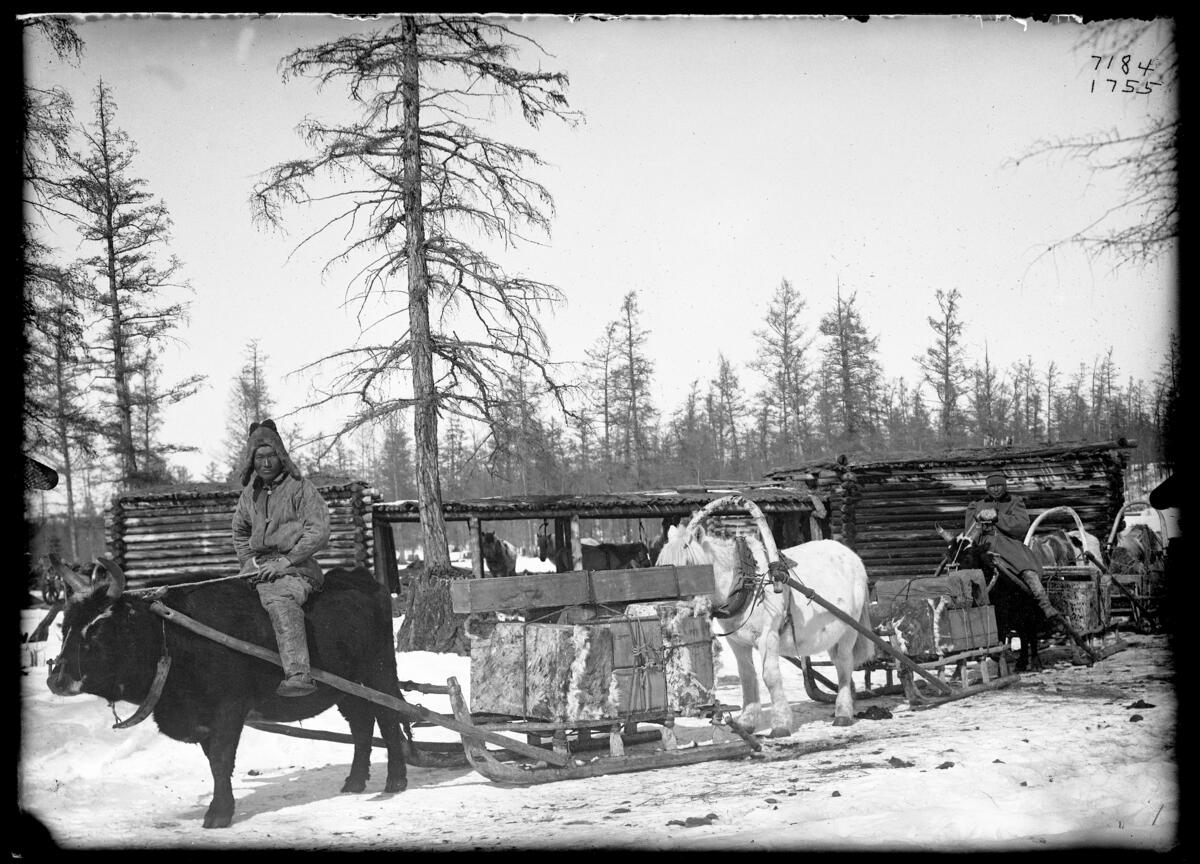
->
[94,556,126,599]
[47,552,91,597]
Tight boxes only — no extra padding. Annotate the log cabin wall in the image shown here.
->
[106,478,379,590]
[765,441,1130,583]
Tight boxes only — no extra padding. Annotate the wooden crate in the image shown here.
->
[470,618,670,722]
[873,569,989,612]
[875,602,998,658]
[625,598,715,716]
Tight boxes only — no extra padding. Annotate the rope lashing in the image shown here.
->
[768,558,793,594]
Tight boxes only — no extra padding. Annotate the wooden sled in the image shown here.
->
[792,642,1020,713]
[148,597,757,784]
[444,677,757,785]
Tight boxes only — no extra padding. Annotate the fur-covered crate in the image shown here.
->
[875,602,998,658]
[469,619,669,721]
[872,570,988,617]
[624,597,716,716]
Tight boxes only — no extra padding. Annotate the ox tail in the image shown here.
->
[851,597,876,669]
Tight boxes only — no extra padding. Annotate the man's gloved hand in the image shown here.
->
[977,508,998,523]
[247,556,291,586]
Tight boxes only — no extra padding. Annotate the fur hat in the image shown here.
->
[239,419,302,487]
[985,471,1007,485]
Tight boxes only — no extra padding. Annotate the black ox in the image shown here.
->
[935,522,1047,672]
[46,557,408,829]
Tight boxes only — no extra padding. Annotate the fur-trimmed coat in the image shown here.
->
[232,472,331,588]
[232,420,329,589]
[965,492,1043,578]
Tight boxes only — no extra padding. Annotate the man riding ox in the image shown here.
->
[966,471,1095,661]
[233,419,331,697]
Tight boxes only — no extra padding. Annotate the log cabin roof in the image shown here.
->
[764,439,1132,582]
[373,482,825,522]
[114,474,370,503]
[765,438,1135,480]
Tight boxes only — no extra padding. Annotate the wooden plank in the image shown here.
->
[373,518,398,592]
[124,531,233,544]
[449,565,715,613]
[589,566,714,604]
[451,571,590,613]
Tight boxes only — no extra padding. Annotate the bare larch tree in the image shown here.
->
[56,81,197,486]
[251,16,579,652]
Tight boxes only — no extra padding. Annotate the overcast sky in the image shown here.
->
[23,14,1178,481]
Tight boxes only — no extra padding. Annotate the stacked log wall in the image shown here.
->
[106,481,379,590]
[769,446,1127,583]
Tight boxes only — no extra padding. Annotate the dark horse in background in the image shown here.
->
[480,531,519,578]
[936,521,1048,672]
[535,522,653,572]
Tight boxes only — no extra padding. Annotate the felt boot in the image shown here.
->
[266,602,317,697]
[1054,611,1097,665]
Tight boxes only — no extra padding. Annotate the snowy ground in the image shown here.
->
[17,559,1180,852]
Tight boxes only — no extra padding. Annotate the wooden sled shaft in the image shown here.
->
[908,674,1020,710]
[781,576,954,695]
[245,719,665,767]
[148,601,572,768]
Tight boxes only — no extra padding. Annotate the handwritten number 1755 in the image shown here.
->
[1090,78,1160,95]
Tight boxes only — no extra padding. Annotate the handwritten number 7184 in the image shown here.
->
[1090,56,1161,95]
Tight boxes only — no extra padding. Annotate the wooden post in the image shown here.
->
[552,730,569,756]
[372,518,399,592]
[571,516,583,572]
[555,518,570,570]
[469,517,483,579]
[608,723,624,756]
[661,719,677,751]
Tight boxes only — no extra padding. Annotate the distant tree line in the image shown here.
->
[235,283,1179,506]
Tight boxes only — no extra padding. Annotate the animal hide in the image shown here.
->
[469,619,669,721]
[626,597,715,716]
